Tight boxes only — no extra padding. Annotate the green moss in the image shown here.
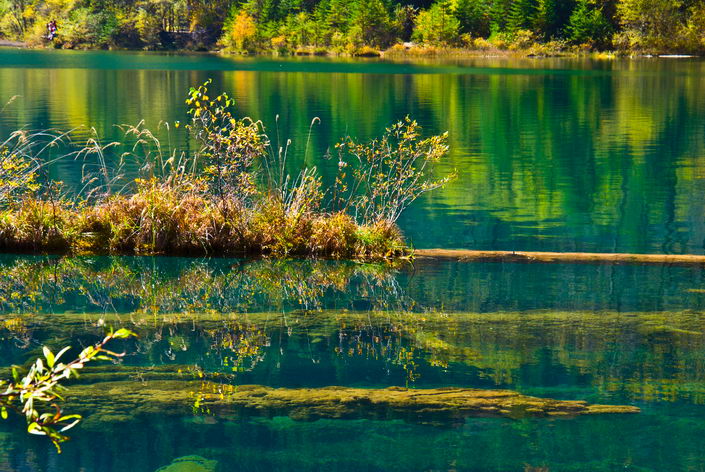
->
[61,375,638,429]
[154,456,218,472]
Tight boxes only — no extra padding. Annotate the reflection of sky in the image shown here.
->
[2,52,705,253]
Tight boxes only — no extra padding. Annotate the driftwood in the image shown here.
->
[415,249,705,266]
[63,369,639,427]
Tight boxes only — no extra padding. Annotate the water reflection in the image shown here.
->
[1,256,705,405]
[1,255,705,314]
[2,54,705,253]
[0,255,705,470]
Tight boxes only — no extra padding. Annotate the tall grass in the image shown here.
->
[0,81,453,260]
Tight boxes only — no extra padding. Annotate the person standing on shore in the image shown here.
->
[46,20,57,40]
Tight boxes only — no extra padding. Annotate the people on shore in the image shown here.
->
[46,20,57,40]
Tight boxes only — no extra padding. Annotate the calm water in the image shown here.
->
[3,50,705,472]
[2,50,705,253]
[1,256,705,471]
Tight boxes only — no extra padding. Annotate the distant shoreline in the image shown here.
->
[0,40,700,60]
[0,39,27,48]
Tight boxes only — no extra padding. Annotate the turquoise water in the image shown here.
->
[2,51,705,471]
[1,256,705,470]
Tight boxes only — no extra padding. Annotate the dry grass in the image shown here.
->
[0,81,450,261]
[0,184,408,260]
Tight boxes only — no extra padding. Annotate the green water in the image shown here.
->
[2,50,705,253]
[1,256,705,470]
[3,50,705,471]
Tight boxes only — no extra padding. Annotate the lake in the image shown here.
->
[1,50,705,472]
[2,255,705,471]
[2,50,705,253]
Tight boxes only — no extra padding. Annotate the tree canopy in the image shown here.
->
[1,0,703,52]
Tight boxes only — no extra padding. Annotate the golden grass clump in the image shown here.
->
[250,195,315,257]
[0,194,411,260]
[354,220,406,259]
[0,199,75,252]
[0,81,452,261]
[83,178,220,255]
[310,212,358,258]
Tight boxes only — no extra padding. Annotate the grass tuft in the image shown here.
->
[0,81,453,260]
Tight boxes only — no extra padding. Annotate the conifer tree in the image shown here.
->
[506,0,537,33]
[567,0,612,46]
[454,0,489,36]
[489,0,512,32]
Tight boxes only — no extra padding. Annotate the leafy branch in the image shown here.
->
[0,328,136,452]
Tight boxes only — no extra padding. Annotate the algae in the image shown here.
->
[5,308,705,404]
[154,456,218,472]
[60,375,638,429]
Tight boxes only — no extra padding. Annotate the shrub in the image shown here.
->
[186,80,268,201]
[332,116,453,225]
[0,141,40,206]
[507,29,536,50]
[0,329,136,452]
[0,82,453,260]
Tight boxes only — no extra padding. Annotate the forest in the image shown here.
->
[0,0,704,54]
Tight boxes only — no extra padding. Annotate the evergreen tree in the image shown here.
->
[506,0,536,32]
[454,0,489,36]
[350,0,392,46]
[327,0,352,30]
[533,0,558,37]
[488,0,511,32]
[567,0,612,46]
[392,4,417,41]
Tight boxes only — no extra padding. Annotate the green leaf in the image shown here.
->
[43,346,55,368]
[1,407,7,420]
[27,422,45,436]
[112,328,135,339]
[55,346,71,363]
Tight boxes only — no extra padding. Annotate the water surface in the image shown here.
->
[1,256,705,471]
[2,50,705,253]
[2,50,705,472]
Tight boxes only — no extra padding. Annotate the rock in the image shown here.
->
[154,455,217,472]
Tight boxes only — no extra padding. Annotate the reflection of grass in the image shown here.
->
[0,256,408,314]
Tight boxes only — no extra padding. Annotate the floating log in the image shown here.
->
[64,376,639,427]
[414,249,705,265]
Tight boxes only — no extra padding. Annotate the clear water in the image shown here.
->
[2,50,705,471]
[1,256,705,471]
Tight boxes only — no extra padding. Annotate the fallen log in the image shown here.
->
[64,376,639,428]
[414,249,705,265]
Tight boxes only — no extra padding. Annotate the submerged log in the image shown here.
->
[64,377,639,427]
[415,249,705,265]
